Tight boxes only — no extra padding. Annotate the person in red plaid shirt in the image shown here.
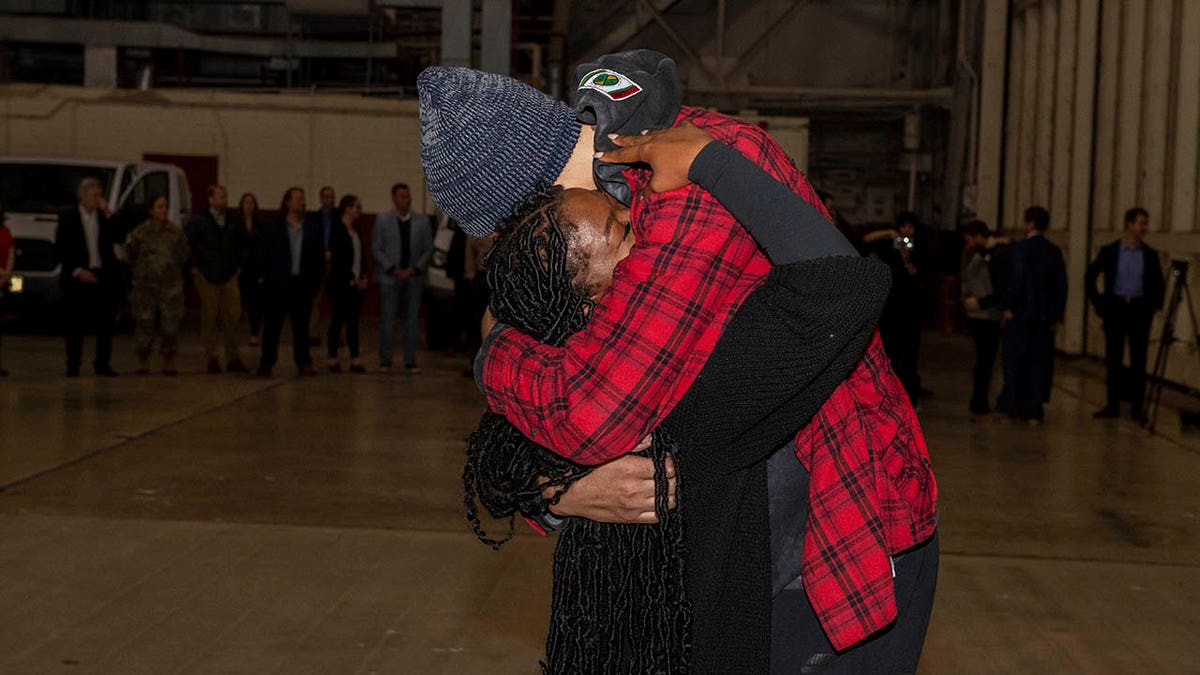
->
[419,55,937,673]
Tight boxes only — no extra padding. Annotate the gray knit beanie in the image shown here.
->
[417,67,582,237]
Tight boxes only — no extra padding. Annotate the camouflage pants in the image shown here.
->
[131,283,185,360]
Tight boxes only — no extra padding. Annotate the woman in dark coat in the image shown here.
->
[237,192,265,346]
[325,195,369,373]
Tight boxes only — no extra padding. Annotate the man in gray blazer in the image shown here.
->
[373,182,433,372]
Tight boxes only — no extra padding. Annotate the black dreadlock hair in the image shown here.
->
[462,183,691,674]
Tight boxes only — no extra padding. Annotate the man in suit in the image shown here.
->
[257,187,326,377]
[187,184,247,374]
[997,206,1068,424]
[372,182,432,373]
[1086,207,1165,424]
[54,177,121,377]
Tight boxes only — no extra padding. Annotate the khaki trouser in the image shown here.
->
[196,275,242,364]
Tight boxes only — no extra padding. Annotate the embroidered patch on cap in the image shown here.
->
[578,68,643,101]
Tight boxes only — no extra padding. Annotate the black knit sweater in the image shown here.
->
[662,254,890,674]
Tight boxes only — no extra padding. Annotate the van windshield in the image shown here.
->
[0,163,116,215]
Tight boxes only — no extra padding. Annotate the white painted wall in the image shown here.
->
[0,85,428,215]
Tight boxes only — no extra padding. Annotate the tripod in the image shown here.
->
[1146,259,1200,433]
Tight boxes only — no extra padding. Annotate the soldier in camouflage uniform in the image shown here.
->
[126,195,190,375]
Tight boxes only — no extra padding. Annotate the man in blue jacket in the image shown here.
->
[997,206,1068,424]
[372,182,432,373]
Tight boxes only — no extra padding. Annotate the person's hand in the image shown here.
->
[78,270,99,284]
[481,305,497,340]
[596,122,717,193]
[963,296,980,311]
[547,444,674,524]
[398,268,414,281]
[1002,310,1014,321]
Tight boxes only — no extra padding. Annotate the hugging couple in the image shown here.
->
[418,50,938,675]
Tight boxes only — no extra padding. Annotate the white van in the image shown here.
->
[0,157,191,310]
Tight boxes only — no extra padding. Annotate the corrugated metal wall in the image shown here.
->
[1000,0,1200,388]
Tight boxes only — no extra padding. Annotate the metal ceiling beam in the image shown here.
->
[0,16,399,58]
[578,0,681,61]
[635,0,717,80]
[726,0,816,80]
[685,83,955,106]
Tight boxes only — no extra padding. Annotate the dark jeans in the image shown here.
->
[64,281,117,372]
[379,277,423,367]
[239,274,263,337]
[769,531,939,674]
[997,319,1054,420]
[327,285,364,359]
[881,311,922,405]
[967,318,1002,413]
[1103,299,1154,412]
[261,279,313,369]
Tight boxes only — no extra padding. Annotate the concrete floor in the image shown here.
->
[1,323,1198,674]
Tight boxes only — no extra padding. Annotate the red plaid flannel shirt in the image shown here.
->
[794,333,938,649]
[483,107,937,650]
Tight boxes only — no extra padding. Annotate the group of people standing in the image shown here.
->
[45,177,434,377]
[961,205,1164,425]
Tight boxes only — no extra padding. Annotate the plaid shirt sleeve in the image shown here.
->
[482,108,824,464]
[794,332,938,650]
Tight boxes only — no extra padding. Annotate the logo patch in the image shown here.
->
[578,68,643,101]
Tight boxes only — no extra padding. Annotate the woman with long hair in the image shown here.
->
[237,192,264,346]
[325,194,369,373]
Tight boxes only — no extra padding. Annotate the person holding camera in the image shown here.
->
[864,211,927,405]
[1085,207,1165,425]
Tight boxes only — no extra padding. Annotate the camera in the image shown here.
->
[1170,259,1189,275]
[894,236,915,252]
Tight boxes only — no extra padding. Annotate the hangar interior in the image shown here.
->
[0,1,1198,673]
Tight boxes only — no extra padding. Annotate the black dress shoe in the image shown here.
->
[94,366,119,377]
[1132,410,1149,426]
[66,368,80,377]
[1092,405,1120,419]
[256,365,273,378]
[226,360,248,374]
